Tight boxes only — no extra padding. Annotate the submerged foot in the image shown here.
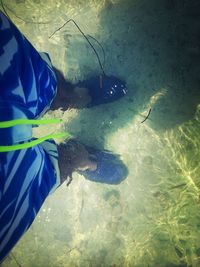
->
[50,68,91,110]
[57,139,128,186]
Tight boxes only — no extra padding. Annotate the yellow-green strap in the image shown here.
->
[0,118,72,152]
[0,132,72,152]
[0,118,62,128]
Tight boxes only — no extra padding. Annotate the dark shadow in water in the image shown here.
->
[65,0,200,148]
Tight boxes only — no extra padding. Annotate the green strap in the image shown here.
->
[0,118,62,128]
[0,132,71,152]
[0,119,71,152]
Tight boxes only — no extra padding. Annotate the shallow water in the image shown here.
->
[1,0,200,266]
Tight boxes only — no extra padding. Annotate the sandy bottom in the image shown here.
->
[1,0,200,266]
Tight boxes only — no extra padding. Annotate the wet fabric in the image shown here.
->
[0,11,60,262]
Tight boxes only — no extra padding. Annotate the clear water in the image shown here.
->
[1,0,200,266]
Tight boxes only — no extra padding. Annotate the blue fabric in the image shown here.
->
[0,143,58,261]
[0,15,57,119]
[0,11,59,262]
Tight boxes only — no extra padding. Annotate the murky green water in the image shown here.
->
[1,0,200,266]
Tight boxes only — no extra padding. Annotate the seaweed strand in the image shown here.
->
[141,108,152,123]
[1,0,49,24]
[49,19,106,76]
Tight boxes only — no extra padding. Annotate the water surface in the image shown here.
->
[1,0,200,266]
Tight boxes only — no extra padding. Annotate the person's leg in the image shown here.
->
[0,11,95,262]
[0,9,96,168]
[50,67,92,110]
[0,142,59,262]
[57,140,97,185]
